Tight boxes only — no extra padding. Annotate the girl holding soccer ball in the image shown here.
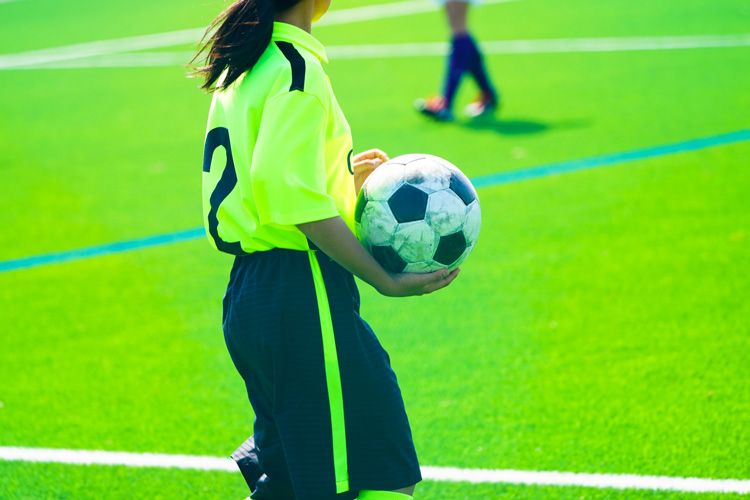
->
[194,0,460,498]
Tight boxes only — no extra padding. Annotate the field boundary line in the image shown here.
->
[0,0,515,70]
[471,128,750,187]
[319,0,514,26]
[1,129,748,273]
[6,33,750,69]
[0,28,204,70]
[0,446,748,494]
[0,228,204,272]
[332,33,750,58]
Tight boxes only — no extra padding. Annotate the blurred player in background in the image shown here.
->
[416,0,499,121]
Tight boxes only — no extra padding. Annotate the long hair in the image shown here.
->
[192,0,301,91]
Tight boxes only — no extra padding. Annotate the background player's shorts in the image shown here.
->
[223,248,422,500]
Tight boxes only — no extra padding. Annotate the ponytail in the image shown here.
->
[192,0,301,92]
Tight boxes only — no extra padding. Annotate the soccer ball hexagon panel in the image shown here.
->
[356,154,481,273]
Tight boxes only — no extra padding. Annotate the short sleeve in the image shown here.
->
[251,91,339,227]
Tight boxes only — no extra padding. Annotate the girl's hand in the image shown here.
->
[353,149,389,194]
[298,216,460,298]
[378,268,461,297]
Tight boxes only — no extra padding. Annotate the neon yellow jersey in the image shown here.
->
[201,22,355,254]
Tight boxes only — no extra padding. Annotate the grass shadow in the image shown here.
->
[460,116,589,135]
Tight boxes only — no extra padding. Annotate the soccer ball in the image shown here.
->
[355,154,481,273]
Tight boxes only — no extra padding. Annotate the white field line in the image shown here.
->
[328,33,750,57]
[0,447,749,494]
[318,0,513,26]
[0,0,515,70]
[0,28,204,70]
[13,34,750,70]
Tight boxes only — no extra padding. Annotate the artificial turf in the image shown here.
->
[1,0,749,498]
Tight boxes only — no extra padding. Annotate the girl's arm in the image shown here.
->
[298,216,459,297]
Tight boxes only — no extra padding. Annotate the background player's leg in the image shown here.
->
[455,4,500,117]
[461,41,499,115]
[442,2,470,110]
[417,1,498,119]
[416,1,470,120]
[445,0,468,35]
[463,33,497,100]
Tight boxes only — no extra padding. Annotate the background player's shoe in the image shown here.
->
[415,96,454,121]
[465,91,499,118]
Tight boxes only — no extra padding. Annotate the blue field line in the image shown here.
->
[471,128,750,188]
[0,227,205,273]
[1,129,748,274]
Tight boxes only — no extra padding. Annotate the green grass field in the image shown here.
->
[1,0,749,498]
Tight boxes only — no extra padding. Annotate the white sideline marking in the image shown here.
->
[481,34,750,54]
[0,447,236,472]
[0,0,515,70]
[0,28,203,70]
[1,447,749,494]
[328,33,750,57]
[12,34,750,70]
[318,0,513,26]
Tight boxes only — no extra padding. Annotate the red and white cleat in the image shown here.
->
[414,96,454,121]
[465,91,499,118]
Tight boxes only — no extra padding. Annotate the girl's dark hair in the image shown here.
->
[192,0,301,91]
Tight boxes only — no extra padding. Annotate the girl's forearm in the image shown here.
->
[297,216,393,294]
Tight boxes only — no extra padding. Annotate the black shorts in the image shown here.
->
[222,248,422,500]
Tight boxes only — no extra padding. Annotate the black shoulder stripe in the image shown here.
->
[275,41,306,92]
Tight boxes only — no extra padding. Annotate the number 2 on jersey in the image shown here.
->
[203,127,247,255]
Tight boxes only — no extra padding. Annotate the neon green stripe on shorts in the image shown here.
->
[307,250,350,493]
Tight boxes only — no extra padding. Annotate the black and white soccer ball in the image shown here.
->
[355,154,481,273]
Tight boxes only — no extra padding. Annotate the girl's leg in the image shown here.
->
[394,484,416,496]
[358,485,415,499]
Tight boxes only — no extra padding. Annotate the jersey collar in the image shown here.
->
[272,22,329,64]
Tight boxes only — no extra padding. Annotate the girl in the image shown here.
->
[194,1,460,498]
[416,0,499,121]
